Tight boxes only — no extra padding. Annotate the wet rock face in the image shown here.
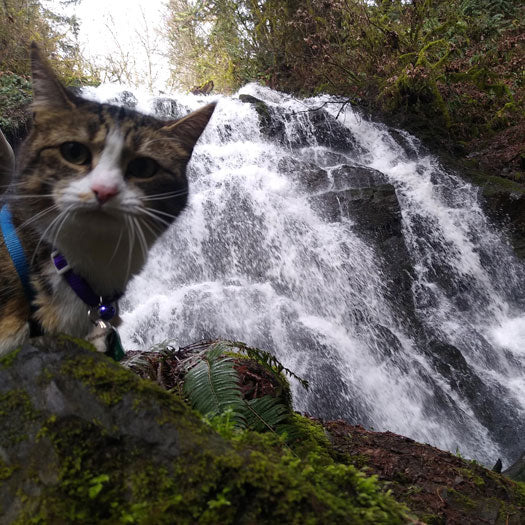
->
[239,94,359,152]
[152,97,190,120]
[427,340,525,460]
[307,171,414,316]
[107,90,138,109]
[481,190,525,260]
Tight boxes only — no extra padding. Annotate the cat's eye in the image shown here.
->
[126,157,159,179]
[60,142,91,165]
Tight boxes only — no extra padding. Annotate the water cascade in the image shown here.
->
[84,83,525,465]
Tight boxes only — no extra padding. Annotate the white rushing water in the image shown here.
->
[84,83,525,465]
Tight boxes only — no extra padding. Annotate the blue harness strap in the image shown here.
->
[0,204,34,301]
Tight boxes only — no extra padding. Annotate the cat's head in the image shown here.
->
[13,43,215,286]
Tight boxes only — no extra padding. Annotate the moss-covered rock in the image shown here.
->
[0,336,409,524]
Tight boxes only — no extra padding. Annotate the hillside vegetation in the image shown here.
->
[166,0,524,178]
[1,0,523,178]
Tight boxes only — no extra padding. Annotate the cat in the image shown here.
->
[0,43,215,355]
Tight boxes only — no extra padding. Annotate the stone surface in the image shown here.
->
[0,336,408,524]
[240,94,358,152]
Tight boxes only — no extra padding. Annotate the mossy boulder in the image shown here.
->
[0,336,409,524]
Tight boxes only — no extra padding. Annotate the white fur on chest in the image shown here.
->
[45,263,94,337]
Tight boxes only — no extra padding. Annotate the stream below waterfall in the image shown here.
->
[84,83,525,466]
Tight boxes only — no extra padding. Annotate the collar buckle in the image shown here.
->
[51,250,71,275]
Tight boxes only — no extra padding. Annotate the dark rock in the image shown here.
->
[426,340,525,461]
[240,94,358,153]
[388,128,423,160]
[277,156,330,193]
[309,180,415,323]
[239,94,286,144]
[480,189,525,260]
[503,451,525,482]
[107,90,138,109]
[330,164,388,190]
[153,97,190,120]
[307,107,358,152]
[492,458,502,473]
[301,149,351,167]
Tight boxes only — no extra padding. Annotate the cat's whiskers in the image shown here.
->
[137,216,163,239]
[124,214,136,282]
[30,206,72,266]
[108,225,125,266]
[138,208,172,229]
[141,189,189,201]
[143,206,183,221]
[50,206,75,250]
[132,216,149,264]
[0,181,27,189]
[3,193,55,199]
[12,203,59,237]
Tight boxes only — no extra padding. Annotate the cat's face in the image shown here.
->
[15,44,215,274]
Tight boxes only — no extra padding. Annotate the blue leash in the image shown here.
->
[0,204,34,301]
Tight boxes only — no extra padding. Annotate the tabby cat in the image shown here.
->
[0,43,215,355]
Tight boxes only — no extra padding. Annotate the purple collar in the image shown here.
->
[52,250,122,321]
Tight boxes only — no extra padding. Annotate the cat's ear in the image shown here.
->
[161,103,216,157]
[30,42,76,110]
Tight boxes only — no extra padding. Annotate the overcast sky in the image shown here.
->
[43,0,170,91]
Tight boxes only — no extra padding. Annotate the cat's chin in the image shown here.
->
[49,210,150,294]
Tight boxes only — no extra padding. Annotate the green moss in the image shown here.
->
[15,413,408,524]
[420,513,443,524]
[0,347,20,369]
[0,460,16,481]
[61,355,132,406]
[1,339,408,523]
[446,488,477,509]
[0,390,37,445]
[0,72,31,139]
[58,333,97,352]
[458,467,485,487]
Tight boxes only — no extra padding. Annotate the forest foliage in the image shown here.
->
[165,0,524,172]
[0,0,99,138]
[0,0,97,84]
[0,0,523,174]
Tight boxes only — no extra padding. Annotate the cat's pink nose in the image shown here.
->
[91,184,119,204]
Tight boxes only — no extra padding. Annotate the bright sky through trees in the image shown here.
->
[42,0,170,91]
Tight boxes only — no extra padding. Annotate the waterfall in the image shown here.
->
[83,83,525,465]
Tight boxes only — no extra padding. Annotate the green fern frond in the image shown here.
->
[244,395,290,433]
[226,341,309,391]
[183,342,246,427]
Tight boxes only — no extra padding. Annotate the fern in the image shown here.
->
[244,395,290,433]
[183,342,246,427]
[182,341,307,441]
[226,341,309,391]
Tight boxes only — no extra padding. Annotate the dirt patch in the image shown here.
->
[324,420,524,524]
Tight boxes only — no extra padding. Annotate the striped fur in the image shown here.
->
[0,44,215,354]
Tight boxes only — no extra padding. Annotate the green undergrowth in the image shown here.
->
[0,72,31,141]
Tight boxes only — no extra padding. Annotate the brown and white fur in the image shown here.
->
[0,43,215,354]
